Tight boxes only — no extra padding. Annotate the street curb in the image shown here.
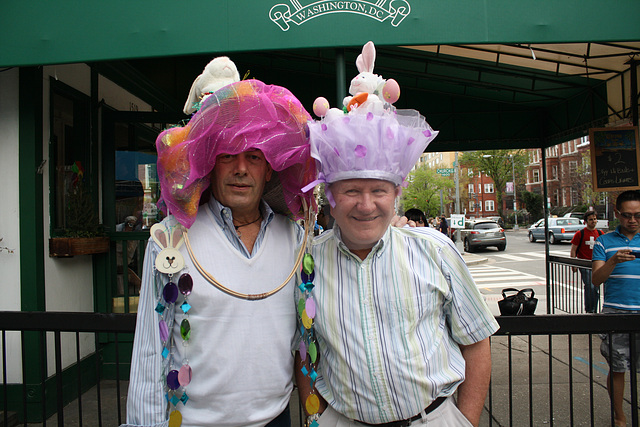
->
[462,255,488,266]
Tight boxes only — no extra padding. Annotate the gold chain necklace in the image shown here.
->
[183,203,312,300]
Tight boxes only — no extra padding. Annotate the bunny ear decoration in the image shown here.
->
[151,223,170,248]
[151,222,186,274]
[356,41,376,73]
[151,223,186,249]
[171,226,185,250]
[183,74,205,115]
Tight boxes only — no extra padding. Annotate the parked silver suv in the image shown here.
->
[461,219,507,252]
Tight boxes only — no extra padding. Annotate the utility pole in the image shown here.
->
[455,152,460,215]
[512,154,519,230]
[454,152,461,246]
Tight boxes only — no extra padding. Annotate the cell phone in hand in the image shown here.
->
[631,251,640,258]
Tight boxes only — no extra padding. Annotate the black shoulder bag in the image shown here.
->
[498,288,538,316]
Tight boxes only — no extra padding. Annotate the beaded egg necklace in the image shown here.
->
[297,233,321,426]
[151,221,193,427]
[155,270,193,427]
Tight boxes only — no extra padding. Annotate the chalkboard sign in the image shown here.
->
[590,126,640,192]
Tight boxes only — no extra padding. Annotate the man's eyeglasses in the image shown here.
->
[617,211,640,220]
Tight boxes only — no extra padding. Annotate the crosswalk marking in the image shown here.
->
[492,254,530,261]
[519,251,546,258]
[488,250,569,263]
[550,250,570,256]
[473,274,531,281]
[477,281,544,290]
[468,265,545,289]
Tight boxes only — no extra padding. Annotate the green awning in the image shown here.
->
[3,0,639,150]
[2,0,640,67]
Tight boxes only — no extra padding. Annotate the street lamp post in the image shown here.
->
[511,154,519,230]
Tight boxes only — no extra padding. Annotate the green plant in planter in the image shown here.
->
[63,162,104,238]
[49,162,109,257]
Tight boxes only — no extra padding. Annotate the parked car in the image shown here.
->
[528,217,584,243]
[483,216,505,227]
[563,212,609,230]
[460,219,506,252]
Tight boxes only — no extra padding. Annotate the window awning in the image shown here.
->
[2,0,639,67]
[3,0,639,150]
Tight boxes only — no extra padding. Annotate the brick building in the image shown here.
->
[466,169,499,218]
[525,136,592,209]
[414,152,500,218]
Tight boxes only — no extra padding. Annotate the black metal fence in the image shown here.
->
[0,312,637,426]
[490,314,639,427]
[0,312,136,426]
[549,255,601,314]
[110,232,148,314]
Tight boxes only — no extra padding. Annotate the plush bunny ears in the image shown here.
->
[356,41,376,73]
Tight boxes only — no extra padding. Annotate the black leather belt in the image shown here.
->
[356,396,447,426]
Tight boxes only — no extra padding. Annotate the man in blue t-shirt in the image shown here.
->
[593,190,640,427]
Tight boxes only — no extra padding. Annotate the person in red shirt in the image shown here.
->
[570,211,605,313]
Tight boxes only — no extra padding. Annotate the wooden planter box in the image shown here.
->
[49,237,110,257]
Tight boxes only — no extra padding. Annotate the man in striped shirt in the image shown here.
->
[592,190,640,427]
[296,96,499,426]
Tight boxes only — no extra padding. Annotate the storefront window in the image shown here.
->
[114,122,162,230]
[50,82,92,235]
[112,121,162,311]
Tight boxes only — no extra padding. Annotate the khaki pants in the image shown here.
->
[317,397,473,427]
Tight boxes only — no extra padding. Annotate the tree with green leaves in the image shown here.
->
[574,150,611,209]
[460,149,527,219]
[65,179,104,237]
[401,166,454,217]
[522,190,544,221]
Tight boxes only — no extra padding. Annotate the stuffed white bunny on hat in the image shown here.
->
[341,41,400,113]
[183,56,241,114]
[312,41,401,118]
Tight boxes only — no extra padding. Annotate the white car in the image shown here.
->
[563,212,609,230]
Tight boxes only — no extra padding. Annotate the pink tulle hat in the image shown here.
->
[157,79,316,228]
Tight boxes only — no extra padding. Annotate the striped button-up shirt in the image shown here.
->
[303,225,498,424]
[208,196,278,257]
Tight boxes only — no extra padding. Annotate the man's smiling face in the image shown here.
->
[329,178,399,253]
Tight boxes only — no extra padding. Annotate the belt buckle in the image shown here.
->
[404,417,419,426]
